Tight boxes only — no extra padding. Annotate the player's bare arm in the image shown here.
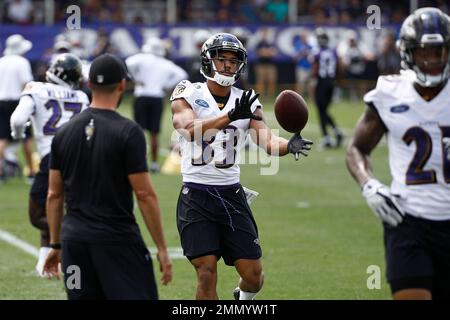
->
[250,108,289,156]
[346,106,386,186]
[43,169,64,279]
[128,172,172,285]
[311,61,319,78]
[171,98,231,141]
[250,108,312,159]
[347,106,404,227]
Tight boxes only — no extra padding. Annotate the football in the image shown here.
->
[274,90,309,133]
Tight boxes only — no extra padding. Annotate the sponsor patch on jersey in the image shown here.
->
[390,104,409,113]
[194,99,209,108]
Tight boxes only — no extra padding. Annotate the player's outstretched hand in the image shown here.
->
[362,178,405,227]
[228,90,262,121]
[288,132,313,160]
[157,249,173,286]
[43,249,61,280]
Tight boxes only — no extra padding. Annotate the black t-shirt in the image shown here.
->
[50,108,148,244]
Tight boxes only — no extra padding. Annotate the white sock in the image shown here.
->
[239,289,258,300]
[36,246,51,277]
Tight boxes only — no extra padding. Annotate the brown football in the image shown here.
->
[274,90,309,133]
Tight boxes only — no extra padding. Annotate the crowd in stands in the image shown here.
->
[2,0,449,25]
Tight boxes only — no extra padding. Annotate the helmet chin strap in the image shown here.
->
[412,64,450,87]
[213,73,236,86]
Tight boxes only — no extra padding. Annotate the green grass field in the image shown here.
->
[0,93,393,300]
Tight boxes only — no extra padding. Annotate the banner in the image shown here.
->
[0,24,400,62]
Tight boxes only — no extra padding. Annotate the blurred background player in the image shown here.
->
[293,31,312,99]
[377,31,402,76]
[10,53,89,277]
[171,33,312,300]
[311,28,343,149]
[234,28,251,90]
[0,34,35,183]
[341,32,371,101]
[347,7,450,300]
[254,27,278,97]
[126,37,187,173]
[187,29,211,83]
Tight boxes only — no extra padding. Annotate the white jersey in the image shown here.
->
[364,74,450,220]
[11,82,89,158]
[170,80,262,185]
[126,53,187,98]
[0,55,33,100]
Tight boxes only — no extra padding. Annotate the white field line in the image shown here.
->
[0,229,39,258]
[0,228,184,259]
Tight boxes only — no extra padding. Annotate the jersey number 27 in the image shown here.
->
[43,99,83,135]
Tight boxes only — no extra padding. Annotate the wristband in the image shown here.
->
[50,243,61,250]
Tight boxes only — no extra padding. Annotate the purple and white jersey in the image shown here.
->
[313,47,337,79]
[19,81,89,157]
[364,73,450,220]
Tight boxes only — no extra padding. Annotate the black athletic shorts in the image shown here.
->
[62,241,158,300]
[133,96,163,133]
[176,182,262,266]
[0,100,32,140]
[30,154,49,206]
[0,100,17,139]
[384,214,450,299]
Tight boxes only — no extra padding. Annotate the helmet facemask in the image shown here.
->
[403,44,450,87]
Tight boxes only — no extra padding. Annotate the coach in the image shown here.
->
[43,54,172,300]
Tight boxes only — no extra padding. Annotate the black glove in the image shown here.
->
[228,90,262,121]
[288,132,313,161]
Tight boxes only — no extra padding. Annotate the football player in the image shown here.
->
[10,53,89,277]
[311,28,343,148]
[126,37,188,173]
[346,8,450,300]
[170,33,313,300]
[0,34,35,184]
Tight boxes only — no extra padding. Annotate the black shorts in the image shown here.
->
[30,154,49,206]
[176,182,262,266]
[0,100,33,140]
[61,241,158,300]
[133,96,163,133]
[0,100,17,139]
[384,214,450,299]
